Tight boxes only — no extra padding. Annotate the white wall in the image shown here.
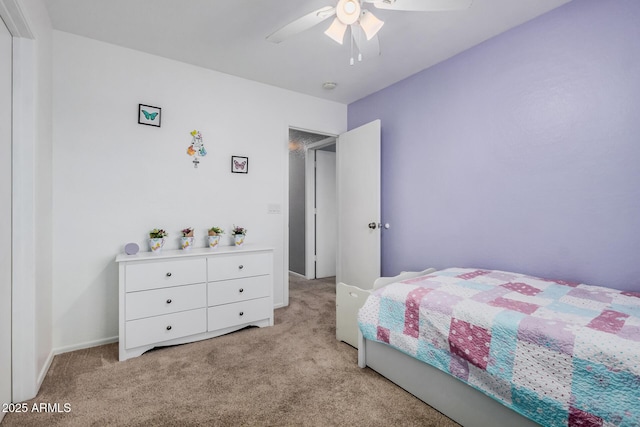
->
[52,31,347,350]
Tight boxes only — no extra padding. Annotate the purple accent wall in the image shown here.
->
[348,0,640,290]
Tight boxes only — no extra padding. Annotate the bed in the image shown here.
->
[356,267,640,427]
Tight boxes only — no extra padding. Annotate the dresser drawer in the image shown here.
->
[126,283,206,321]
[126,258,206,292]
[207,297,271,331]
[208,252,271,281]
[208,275,270,307]
[125,308,206,349]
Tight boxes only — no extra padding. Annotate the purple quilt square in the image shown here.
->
[568,288,613,303]
[487,271,519,282]
[471,286,510,304]
[421,289,462,316]
[618,324,640,342]
[489,297,540,315]
[449,353,469,381]
[401,276,438,285]
[448,318,491,369]
[518,317,575,355]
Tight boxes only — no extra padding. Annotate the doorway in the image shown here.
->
[288,128,337,279]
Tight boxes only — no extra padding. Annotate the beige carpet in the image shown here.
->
[3,275,459,426]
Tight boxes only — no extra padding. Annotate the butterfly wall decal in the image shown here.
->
[231,156,249,174]
[142,110,158,121]
[186,130,207,168]
[138,104,161,127]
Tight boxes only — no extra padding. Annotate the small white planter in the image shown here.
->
[149,238,164,253]
[234,234,245,246]
[180,236,194,250]
[208,235,220,248]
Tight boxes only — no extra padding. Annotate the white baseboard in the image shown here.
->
[36,349,55,390]
[53,336,119,356]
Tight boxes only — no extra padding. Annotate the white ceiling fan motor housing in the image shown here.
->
[337,0,361,24]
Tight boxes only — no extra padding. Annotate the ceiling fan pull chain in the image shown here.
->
[350,26,355,65]
[358,24,363,62]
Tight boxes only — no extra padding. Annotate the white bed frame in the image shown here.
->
[336,268,436,348]
[349,271,542,427]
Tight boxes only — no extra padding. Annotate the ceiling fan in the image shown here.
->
[266,0,473,63]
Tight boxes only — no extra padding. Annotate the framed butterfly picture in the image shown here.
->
[231,156,249,174]
[138,104,161,127]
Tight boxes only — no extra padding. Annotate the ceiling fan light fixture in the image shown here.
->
[325,17,348,44]
[359,10,384,40]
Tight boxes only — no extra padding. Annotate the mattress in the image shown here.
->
[358,267,640,427]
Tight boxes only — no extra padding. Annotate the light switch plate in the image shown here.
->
[267,203,281,214]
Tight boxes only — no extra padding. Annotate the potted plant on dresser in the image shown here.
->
[149,228,168,253]
[208,226,224,248]
[180,227,195,250]
[231,225,247,246]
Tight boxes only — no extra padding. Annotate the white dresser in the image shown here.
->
[115,245,274,361]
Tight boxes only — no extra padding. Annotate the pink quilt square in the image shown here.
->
[587,310,629,334]
[377,326,390,344]
[403,287,433,338]
[622,290,640,298]
[456,270,491,280]
[554,279,579,287]
[502,282,541,296]
[569,406,603,427]
[448,318,491,369]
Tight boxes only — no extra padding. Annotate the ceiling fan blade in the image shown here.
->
[366,0,473,12]
[325,17,348,44]
[266,6,336,43]
[351,25,381,60]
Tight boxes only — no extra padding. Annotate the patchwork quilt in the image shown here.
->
[358,268,640,427]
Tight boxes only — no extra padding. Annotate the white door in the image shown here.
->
[337,120,381,289]
[315,150,337,278]
[0,14,12,418]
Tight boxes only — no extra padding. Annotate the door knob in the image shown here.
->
[368,222,378,230]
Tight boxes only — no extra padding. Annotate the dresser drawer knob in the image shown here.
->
[238,265,244,270]
[166,299,172,304]
[166,325,172,331]
[239,288,244,293]
[239,311,244,316]
[166,272,172,277]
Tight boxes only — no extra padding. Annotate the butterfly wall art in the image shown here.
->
[138,104,161,127]
[186,130,207,168]
[231,156,249,174]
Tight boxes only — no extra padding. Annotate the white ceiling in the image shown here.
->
[44,0,571,104]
